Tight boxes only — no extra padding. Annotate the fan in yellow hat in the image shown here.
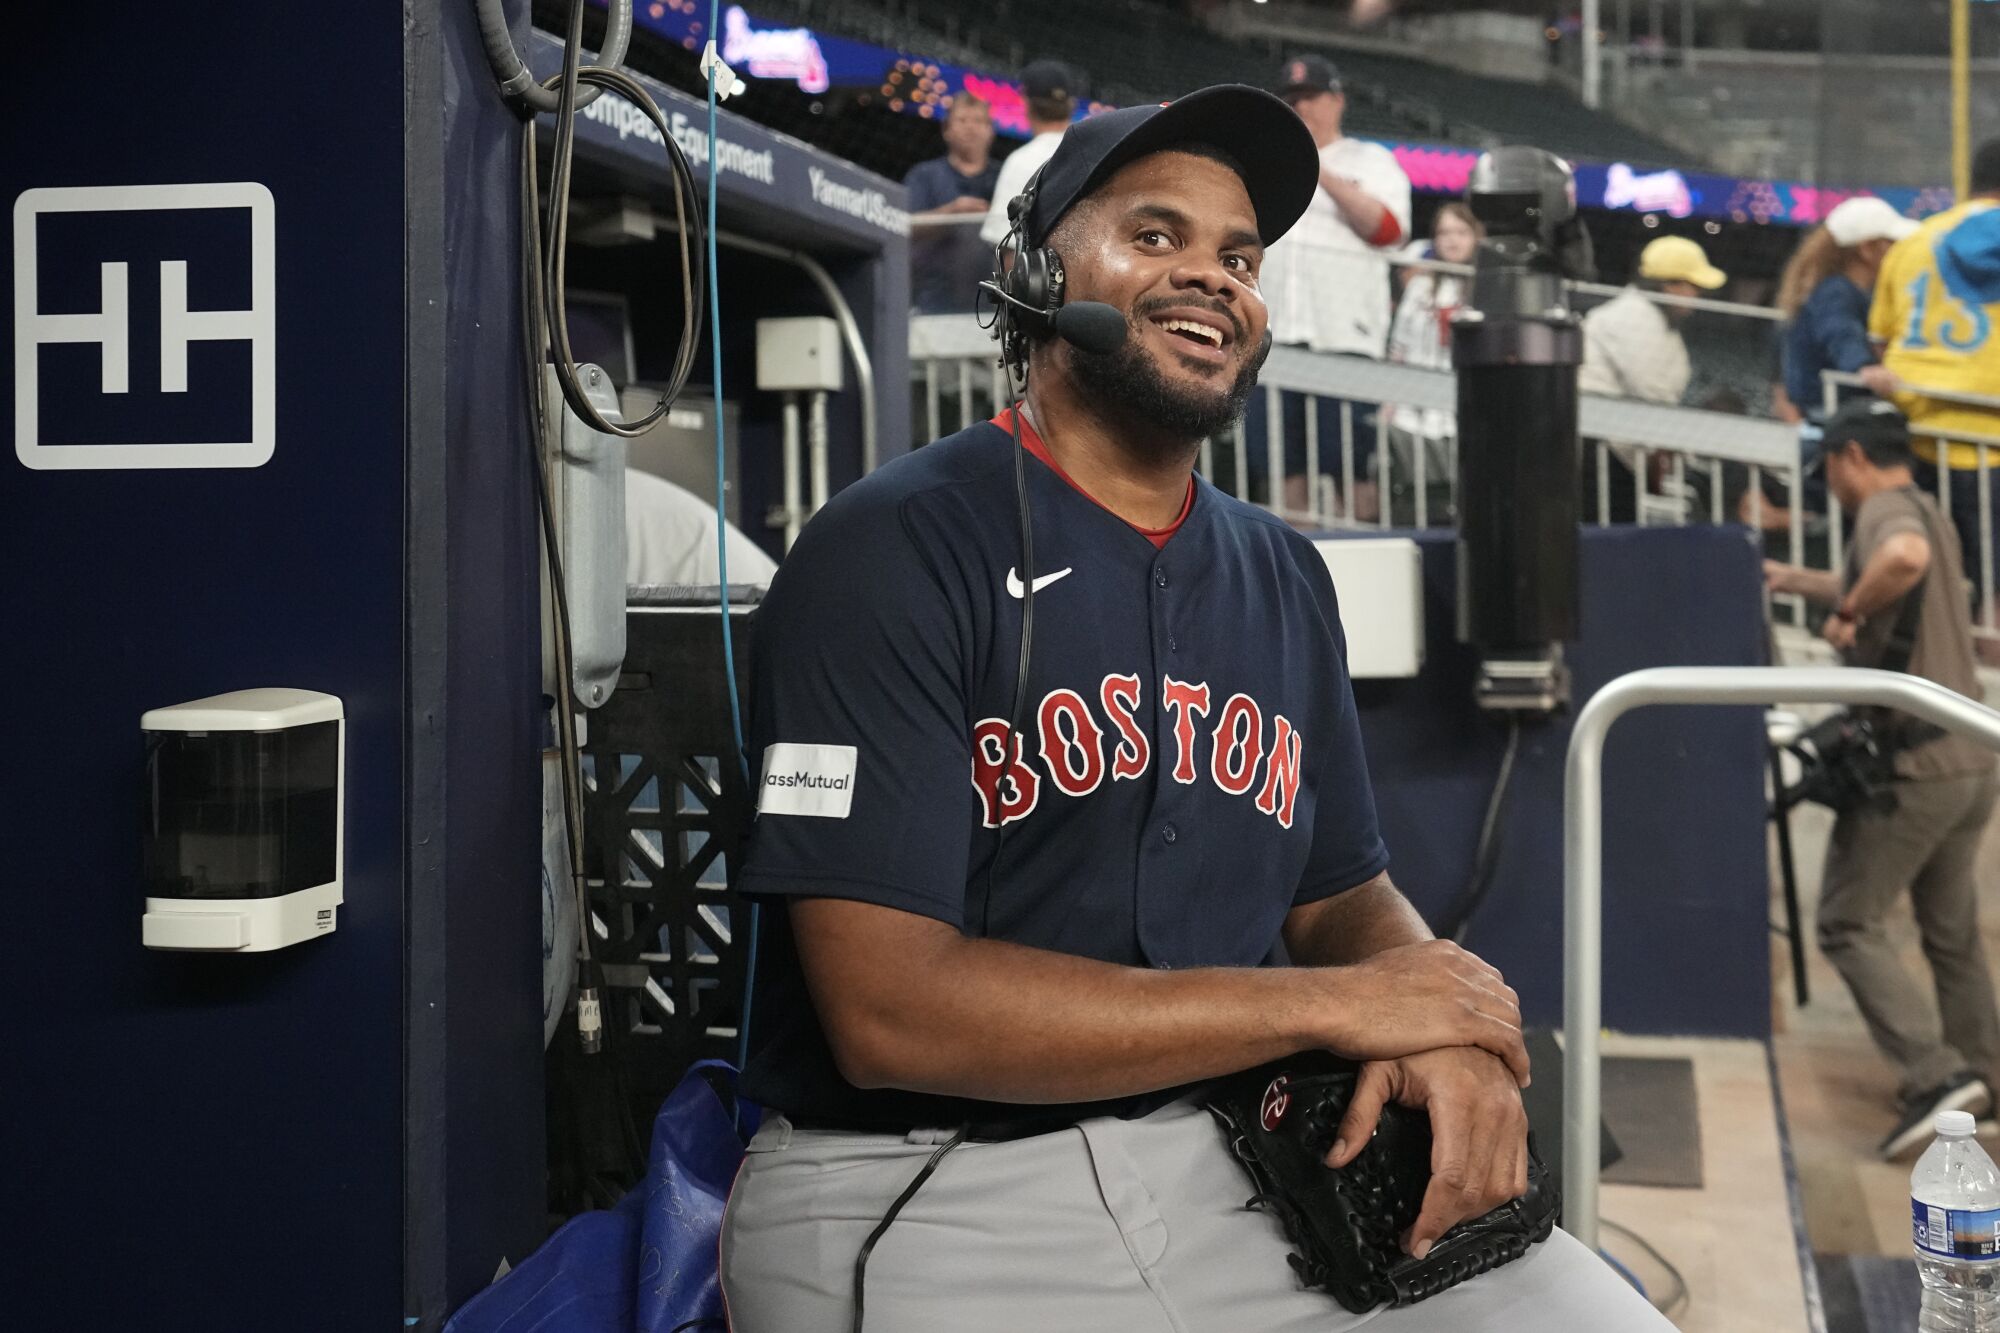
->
[1637,235,1727,291]
[1579,233,1727,517]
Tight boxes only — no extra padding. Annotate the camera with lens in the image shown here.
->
[1778,710,1945,817]
[1463,146,1596,312]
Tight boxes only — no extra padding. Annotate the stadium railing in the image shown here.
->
[905,219,1799,508]
[908,305,1797,519]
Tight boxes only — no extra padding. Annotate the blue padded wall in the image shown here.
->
[1345,526,1772,1039]
[2,4,413,1328]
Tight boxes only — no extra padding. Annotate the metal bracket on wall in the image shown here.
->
[544,364,629,709]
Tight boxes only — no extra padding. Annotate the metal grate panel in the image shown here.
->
[578,604,757,1112]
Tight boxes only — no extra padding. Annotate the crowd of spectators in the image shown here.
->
[899,54,2000,582]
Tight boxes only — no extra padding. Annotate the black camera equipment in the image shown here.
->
[1452,147,1595,713]
[1776,709,1942,817]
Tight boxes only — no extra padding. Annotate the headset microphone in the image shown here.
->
[977,281,1128,357]
[1050,301,1128,355]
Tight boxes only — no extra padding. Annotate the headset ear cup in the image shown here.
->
[1004,248,1061,339]
[999,249,1026,314]
[991,166,1057,377]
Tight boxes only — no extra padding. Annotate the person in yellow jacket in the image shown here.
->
[1867,138,2000,607]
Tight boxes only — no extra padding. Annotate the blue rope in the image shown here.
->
[704,0,761,1100]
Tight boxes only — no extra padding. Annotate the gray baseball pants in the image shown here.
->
[720,1093,1674,1331]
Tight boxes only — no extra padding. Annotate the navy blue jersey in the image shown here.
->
[737,417,1389,1128]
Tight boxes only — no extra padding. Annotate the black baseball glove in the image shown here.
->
[1204,1050,1559,1313]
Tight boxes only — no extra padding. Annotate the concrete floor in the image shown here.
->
[1596,1032,1816,1333]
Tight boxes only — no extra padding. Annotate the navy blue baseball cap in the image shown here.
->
[1275,54,1343,98]
[1020,85,1321,249]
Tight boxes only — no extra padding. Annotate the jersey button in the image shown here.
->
[1168,635,1179,653]
[1162,821,1178,844]
[1154,568,1169,589]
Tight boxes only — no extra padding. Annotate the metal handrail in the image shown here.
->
[907,310,1801,535]
[1564,666,2000,1250]
[1822,368,2000,421]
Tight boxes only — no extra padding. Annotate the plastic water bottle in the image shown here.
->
[1913,1110,2000,1331]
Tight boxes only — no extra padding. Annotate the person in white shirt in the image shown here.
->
[1248,54,1414,521]
[624,467,778,590]
[1579,235,1725,521]
[979,60,1081,249]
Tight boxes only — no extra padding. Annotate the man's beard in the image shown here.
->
[1063,317,1270,455]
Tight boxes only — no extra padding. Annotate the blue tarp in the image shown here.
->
[445,1064,750,1333]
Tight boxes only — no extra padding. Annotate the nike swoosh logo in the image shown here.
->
[1006,567,1073,599]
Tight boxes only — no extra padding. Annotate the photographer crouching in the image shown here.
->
[1766,398,2000,1159]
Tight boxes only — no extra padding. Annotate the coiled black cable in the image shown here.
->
[540,0,706,438]
[520,0,709,1057]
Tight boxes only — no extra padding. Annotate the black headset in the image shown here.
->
[980,167,1065,381]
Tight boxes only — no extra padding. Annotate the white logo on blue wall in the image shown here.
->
[13,182,276,470]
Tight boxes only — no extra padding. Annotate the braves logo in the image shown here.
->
[1260,1075,1291,1131]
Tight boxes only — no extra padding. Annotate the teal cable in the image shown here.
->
[703,0,761,1093]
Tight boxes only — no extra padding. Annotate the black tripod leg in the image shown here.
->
[1770,745,1809,1007]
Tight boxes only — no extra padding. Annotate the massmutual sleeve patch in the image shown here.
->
[756,742,859,819]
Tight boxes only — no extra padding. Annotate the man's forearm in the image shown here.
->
[792,885,1524,1105]
[1320,169,1393,245]
[1780,567,1845,606]
[796,904,1340,1105]
[1283,874,1431,967]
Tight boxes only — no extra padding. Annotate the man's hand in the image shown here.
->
[1822,612,1858,652]
[1765,559,1800,594]
[1859,364,1900,397]
[1326,1047,1530,1259]
[1318,940,1529,1086]
[946,195,989,215]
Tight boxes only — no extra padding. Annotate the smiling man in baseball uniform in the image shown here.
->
[719,85,1670,1332]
